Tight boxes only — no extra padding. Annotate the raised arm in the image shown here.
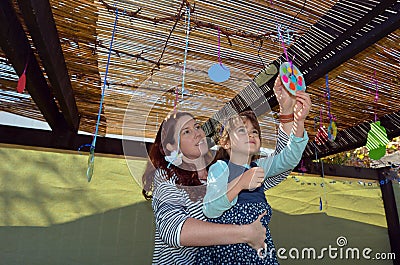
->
[263,125,291,190]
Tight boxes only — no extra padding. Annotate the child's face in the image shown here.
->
[227,118,261,158]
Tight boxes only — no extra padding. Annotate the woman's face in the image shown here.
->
[169,115,208,160]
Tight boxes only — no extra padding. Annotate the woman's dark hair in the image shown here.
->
[142,112,208,199]
[214,110,261,161]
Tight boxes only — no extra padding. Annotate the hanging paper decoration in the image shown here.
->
[16,62,28,93]
[208,26,230,82]
[315,108,328,145]
[85,7,120,182]
[365,72,389,160]
[327,117,337,142]
[279,62,306,96]
[366,121,389,160]
[276,26,306,96]
[325,74,337,142]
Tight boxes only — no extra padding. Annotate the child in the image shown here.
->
[196,107,309,264]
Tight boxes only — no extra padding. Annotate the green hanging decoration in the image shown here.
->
[366,121,389,160]
[365,71,388,161]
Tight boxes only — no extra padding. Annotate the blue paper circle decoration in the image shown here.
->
[208,63,230,82]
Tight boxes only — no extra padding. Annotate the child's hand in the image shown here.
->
[273,77,296,115]
[294,91,311,122]
[240,167,264,190]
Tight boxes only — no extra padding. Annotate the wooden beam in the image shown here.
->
[16,0,80,132]
[378,169,400,264]
[305,2,400,84]
[0,0,68,132]
[300,0,398,75]
[0,125,150,158]
[295,161,380,180]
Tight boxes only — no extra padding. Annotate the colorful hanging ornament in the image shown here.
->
[267,0,306,95]
[16,61,28,93]
[279,62,306,96]
[365,72,389,160]
[327,118,337,142]
[325,74,337,142]
[366,121,389,160]
[208,26,230,82]
[276,25,306,96]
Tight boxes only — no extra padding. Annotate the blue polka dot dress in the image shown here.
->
[196,161,279,265]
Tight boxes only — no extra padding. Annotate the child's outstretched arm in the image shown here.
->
[273,77,296,136]
[263,126,291,190]
[257,91,311,178]
[292,91,310,137]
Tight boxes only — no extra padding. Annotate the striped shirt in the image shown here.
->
[151,127,298,264]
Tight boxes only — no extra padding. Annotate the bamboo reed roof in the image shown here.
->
[0,0,399,156]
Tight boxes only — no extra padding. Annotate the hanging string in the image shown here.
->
[286,0,307,32]
[86,7,120,182]
[313,114,326,211]
[257,40,266,69]
[217,26,222,65]
[269,0,306,52]
[319,158,326,211]
[216,26,229,70]
[319,107,323,128]
[373,70,379,122]
[180,6,190,103]
[325,74,331,120]
[173,86,179,113]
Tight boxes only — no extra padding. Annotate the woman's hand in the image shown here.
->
[242,211,267,250]
[274,77,296,115]
[294,91,311,122]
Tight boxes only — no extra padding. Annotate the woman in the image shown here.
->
[142,79,311,264]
